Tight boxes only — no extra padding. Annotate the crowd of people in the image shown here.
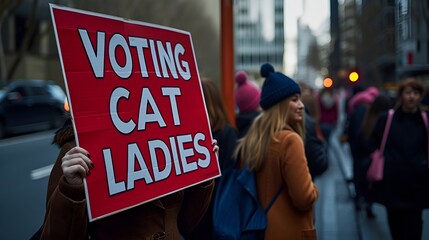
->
[345,77,429,240]
[35,62,429,240]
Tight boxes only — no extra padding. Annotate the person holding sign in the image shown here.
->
[233,63,319,239]
[39,117,218,240]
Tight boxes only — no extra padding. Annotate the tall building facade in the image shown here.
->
[395,0,429,79]
[340,0,359,69]
[234,0,284,77]
[295,18,319,88]
[337,0,396,86]
[337,0,429,85]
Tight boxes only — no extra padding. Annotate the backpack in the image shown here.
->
[212,165,284,240]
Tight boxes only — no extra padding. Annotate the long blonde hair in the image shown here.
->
[234,96,305,171]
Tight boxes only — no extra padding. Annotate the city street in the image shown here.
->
[1,1,429,239]
[1,95,429,239]
[0,130,58,240]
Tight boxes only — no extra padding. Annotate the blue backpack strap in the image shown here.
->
[264,184,284,214]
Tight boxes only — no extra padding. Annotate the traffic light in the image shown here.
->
[323,77,333,88]
[348,71,359,83]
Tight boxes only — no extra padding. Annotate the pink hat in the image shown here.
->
[366,86,379,97]
[348,87,380,114]
[235,71,261,113]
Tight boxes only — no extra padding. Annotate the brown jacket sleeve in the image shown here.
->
[280,132,319,211]
[178,179,215,235]
[41,142,89,240]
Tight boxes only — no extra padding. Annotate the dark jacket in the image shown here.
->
[235,111,260,139]
[348,104,368,158]
[212,124,238,171]
[305,112,328,179]
[41,123,214,240]
[187,124,238,240]
[347,104,372,196]
[368,108,429,208]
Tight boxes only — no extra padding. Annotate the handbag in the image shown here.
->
[366,109,394,182]
[367,109,429,183]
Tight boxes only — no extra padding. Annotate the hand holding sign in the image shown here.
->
[61,146,93,185]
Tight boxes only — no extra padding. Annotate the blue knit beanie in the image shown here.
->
[259,63,301,110]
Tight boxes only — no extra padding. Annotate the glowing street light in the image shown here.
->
[348,71,359,82]
[323,77,333,88]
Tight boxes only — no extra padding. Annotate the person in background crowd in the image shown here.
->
[200,78,238,171]
[300,82,321,126]
[342,84,366,148]
[353,92,393,218]
[304,110,329,180]
[420,86,429,111]
[346,86,380,216]
[39,118,218,240]
[234,63,318,240]
[347,86,380,116]
[187,78,238,240]
[318,87,339,141]
[234,70,261,139]
[299,82,328,179]
[368,78,429,240]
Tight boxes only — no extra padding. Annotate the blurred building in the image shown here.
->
[339,0,396,86]
[329,0,341,82]
[336,0,429,87]
[395,0,429,80]
[295,18,319,89]
[234,0,284,78]
[340,0,358,70]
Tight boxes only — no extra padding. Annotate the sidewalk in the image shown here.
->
[313,88,361,239]
[313,131,360,240]
[335,139,429,240]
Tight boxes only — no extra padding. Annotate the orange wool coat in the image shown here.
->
[256,129,319,240]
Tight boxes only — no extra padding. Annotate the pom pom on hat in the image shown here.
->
[260,63,275,78]
[259,63,301,110]
[235,71,248,85]
[235,71,261,113]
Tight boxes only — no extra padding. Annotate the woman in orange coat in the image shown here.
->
[234,63,319,240]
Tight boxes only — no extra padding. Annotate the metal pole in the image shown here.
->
[220,0,235,126]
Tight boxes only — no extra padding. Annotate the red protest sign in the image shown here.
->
[50,4,220,221]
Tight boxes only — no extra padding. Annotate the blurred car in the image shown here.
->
[0,79,67,138]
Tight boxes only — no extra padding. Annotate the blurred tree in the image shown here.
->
[0,0,23,84]
[6,0,39,81]
[0,0,220,85]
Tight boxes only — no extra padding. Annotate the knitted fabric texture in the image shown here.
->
[235,71,261,112]
[259,63,301,110]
